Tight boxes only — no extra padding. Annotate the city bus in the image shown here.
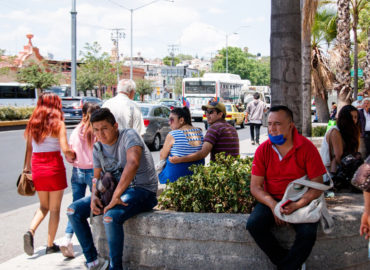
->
[182,73,244,121]
[0,82,37,107]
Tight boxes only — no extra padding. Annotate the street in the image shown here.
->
[0,122,266,263]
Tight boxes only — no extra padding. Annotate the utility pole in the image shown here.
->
[111,28,125,86]
[167,44,179,66]
[71,0,77,96]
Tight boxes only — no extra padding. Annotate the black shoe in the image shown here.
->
[23,231,34,256]
[46,243,60,254]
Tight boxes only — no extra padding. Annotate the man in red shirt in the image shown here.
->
[246,105,326,270]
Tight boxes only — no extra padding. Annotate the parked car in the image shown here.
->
[62,96,103,124]
[139,104,171,151]
[158,99,182,110]
[203,103,245,130]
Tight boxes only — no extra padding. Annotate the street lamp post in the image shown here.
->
[71,0,77,96]
[225,32,238,74]
[114,0,174,80]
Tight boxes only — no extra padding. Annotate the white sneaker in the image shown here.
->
[86,257,109,270]
[60,242,75,258]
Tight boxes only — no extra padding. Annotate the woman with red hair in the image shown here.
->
[23,93,76,256]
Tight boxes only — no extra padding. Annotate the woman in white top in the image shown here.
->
[320,105,360,181]
[23,93,76,256]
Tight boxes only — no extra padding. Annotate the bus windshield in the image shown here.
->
[184,81,216,95]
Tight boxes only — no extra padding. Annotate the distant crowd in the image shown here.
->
[21,79,370,270]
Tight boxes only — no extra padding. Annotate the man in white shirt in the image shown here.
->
[103,79,145,135]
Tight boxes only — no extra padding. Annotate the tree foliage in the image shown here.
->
[16,60,59,96]
[77,42,116,97]
[173,77,182,95]
[212,47,270,85]
[135,79,153,101]
[163,56,180,66]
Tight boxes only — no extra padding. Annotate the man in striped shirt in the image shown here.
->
[169,99,239,163]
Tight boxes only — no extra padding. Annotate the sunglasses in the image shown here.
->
[205,109,216,115]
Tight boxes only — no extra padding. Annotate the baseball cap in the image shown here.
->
[201,97,226,115]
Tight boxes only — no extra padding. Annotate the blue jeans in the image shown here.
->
[65,167,94,234]
[67,187,157,270]
[246,203,318,270]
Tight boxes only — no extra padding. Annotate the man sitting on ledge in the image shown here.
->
[246,105,326,270]
[67,108,158,270]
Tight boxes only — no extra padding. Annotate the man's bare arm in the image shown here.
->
[169,142,213,164]
[103,146,142,213]
[250,174,285,225]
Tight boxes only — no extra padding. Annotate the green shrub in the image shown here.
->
[312,125,327,137]
[0,106,34,121]
[102,92,112,100]
[158,153,256,213]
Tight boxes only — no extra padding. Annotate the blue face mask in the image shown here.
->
[358,96,363,101]
[268,134,287,145]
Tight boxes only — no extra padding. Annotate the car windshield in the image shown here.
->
[225,105,232,112]
[62,99,80,108]
[140,106,150,116]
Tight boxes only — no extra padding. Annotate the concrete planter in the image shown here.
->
[92,194,369,270]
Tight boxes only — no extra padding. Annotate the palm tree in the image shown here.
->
[301,0,319,136]
[270,0,303,132]
[350,0,368,98]
[311,8,337,122]
[334,0,352,111]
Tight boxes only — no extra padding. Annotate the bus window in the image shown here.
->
[184,81,216,95]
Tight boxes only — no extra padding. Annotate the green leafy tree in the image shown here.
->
[192,70,205,78]
[78,42,116,98]
[163,56,180,66]
[16,60,59,97]
[212,47,270,85]
[135,79,153,101]
[177,54,193,61]
[174,77,182,96]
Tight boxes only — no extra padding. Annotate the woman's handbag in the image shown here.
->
[273,175,334,234]
[17,172,35,196]
[16,144,35,196]
[155,159,166,175]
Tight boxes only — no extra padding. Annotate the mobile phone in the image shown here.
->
[280,200,292,208]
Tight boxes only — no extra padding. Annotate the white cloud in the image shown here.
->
[0,0,271,60]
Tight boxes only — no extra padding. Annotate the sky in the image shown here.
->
[0,0,271,61]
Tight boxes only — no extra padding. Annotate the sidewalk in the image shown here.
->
[0,135,265,270]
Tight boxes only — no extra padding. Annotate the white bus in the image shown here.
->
[0,82,38,107]
[182,73,244,121]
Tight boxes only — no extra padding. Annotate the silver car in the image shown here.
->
[139,104,171,151]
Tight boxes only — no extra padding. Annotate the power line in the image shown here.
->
[111,28,125,85]
[167,44,179,66]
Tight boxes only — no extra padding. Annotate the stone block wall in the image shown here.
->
[92,194,369,270]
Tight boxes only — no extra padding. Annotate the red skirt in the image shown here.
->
[31,151,67,191]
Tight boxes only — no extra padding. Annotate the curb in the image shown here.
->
[0,120,28,127]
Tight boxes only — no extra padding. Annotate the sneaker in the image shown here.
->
[45,243,60,254]
[86,257,109,270]
[60,242,75,258]
[251,140,255,145]
[23,231,34,256]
